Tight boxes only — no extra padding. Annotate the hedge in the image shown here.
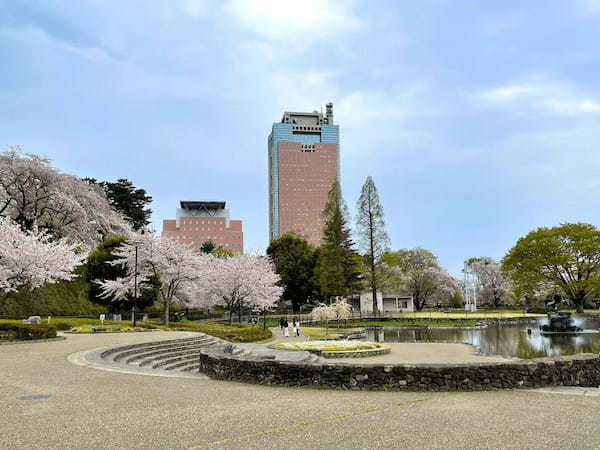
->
[0,323,58,341]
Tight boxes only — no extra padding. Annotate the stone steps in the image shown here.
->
[99,335,219,374]
[124,340,213,364]
[153,354,201,371]
[98,334,324,376]
[142,347,210,368]
[101,336,205,360]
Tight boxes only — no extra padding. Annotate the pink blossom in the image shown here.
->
[0,217,86,293]
[195,254,283,322]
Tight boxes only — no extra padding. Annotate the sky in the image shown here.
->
[1,0,600,277]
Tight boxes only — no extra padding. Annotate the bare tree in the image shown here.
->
[356,176,390,315]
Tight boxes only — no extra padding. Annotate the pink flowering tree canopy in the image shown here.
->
[0,217,86,294]
[466,257,511,307]
[0,148,129,245]
[199,254,283,323]
[95,232,212,326]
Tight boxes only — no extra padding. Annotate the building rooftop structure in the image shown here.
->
[162,199,243,254]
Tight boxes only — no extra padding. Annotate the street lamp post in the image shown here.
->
[132,245,138,327]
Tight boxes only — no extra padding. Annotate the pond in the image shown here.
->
[362,315,600,359]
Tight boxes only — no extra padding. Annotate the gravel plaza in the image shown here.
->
[3,333,600,449]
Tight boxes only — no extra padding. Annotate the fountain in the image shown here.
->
[539,311,583,334]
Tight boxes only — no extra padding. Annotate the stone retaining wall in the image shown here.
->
[198,350,600,391]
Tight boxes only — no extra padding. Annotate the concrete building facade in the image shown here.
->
[162,201,243,254]
[347,293,415,314]
[268,103,339,246]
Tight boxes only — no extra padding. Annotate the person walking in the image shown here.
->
[279,317,285,335]
[293,318,300,337]
[283,318,289,337]
[292,318,298,337]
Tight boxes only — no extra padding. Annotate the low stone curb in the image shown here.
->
[0,336,66,345]
[319,347,391,359]
[198,347,600,391]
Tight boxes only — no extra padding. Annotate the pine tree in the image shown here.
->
[356,176,390,315]
[315,180,362,300]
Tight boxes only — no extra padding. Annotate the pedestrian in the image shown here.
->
[283,318,289,337]
[292,318,298,337]
[279,317,285,335]
[294,318,300,337]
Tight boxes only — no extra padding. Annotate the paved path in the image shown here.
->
[3,332,600,449]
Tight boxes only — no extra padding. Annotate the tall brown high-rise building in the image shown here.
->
[268,103,339,246]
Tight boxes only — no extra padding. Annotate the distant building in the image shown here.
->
[268,102,339,246]
[162,201,243,254]
[349,293,415,314]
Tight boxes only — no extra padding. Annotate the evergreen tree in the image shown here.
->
[85,178,152,231]
[267,233,319,312]
[315,180,362,300]
[200,240,216,254]
[356,176,390,315]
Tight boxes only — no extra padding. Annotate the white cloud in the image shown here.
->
[581,0,600,14]
[224,0,362,41]
[181,0,214,17]
[479,79,600,117]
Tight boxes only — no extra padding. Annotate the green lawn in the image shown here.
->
[165,320,272,342]
[0,318,272,342]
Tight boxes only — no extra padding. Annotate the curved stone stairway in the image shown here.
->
[98,335,223,373]
[95,333,323,376]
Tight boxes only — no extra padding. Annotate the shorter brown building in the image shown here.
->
[161,201,243,254]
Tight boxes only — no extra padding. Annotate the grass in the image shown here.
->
[295,326,361,339]
[0,318,272,342]
[155,320,272,342]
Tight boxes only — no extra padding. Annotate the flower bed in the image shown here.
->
[270,340,390,358]
[66,326,151,333]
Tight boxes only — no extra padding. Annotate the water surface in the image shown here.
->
[362,316,600,358]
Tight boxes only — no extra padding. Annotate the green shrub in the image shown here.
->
[526,306,547,314]
[0,270,107,317]
[0,323,57,341]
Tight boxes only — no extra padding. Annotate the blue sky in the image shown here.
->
[1,0,600,276]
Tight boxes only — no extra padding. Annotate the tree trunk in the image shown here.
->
[229,307,233,324]
[369,210,378,316]
[574,291,586,313]
[164,299,170,327]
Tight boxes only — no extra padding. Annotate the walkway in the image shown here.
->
[2,332,600,449]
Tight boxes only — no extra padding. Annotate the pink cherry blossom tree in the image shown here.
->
[0,148,129,245]
[0,217,86,295]
[198,254,283,323]
[96,232,213,326]
[382,248,462,311]
[466,257,511,307]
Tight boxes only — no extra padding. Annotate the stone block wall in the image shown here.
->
[198,350,600,391]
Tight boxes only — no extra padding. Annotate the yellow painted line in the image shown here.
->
[188,396,439,449]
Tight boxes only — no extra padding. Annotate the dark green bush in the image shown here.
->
[0,323,57,340]
[0,269,107,318]
[526,306,547,314]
